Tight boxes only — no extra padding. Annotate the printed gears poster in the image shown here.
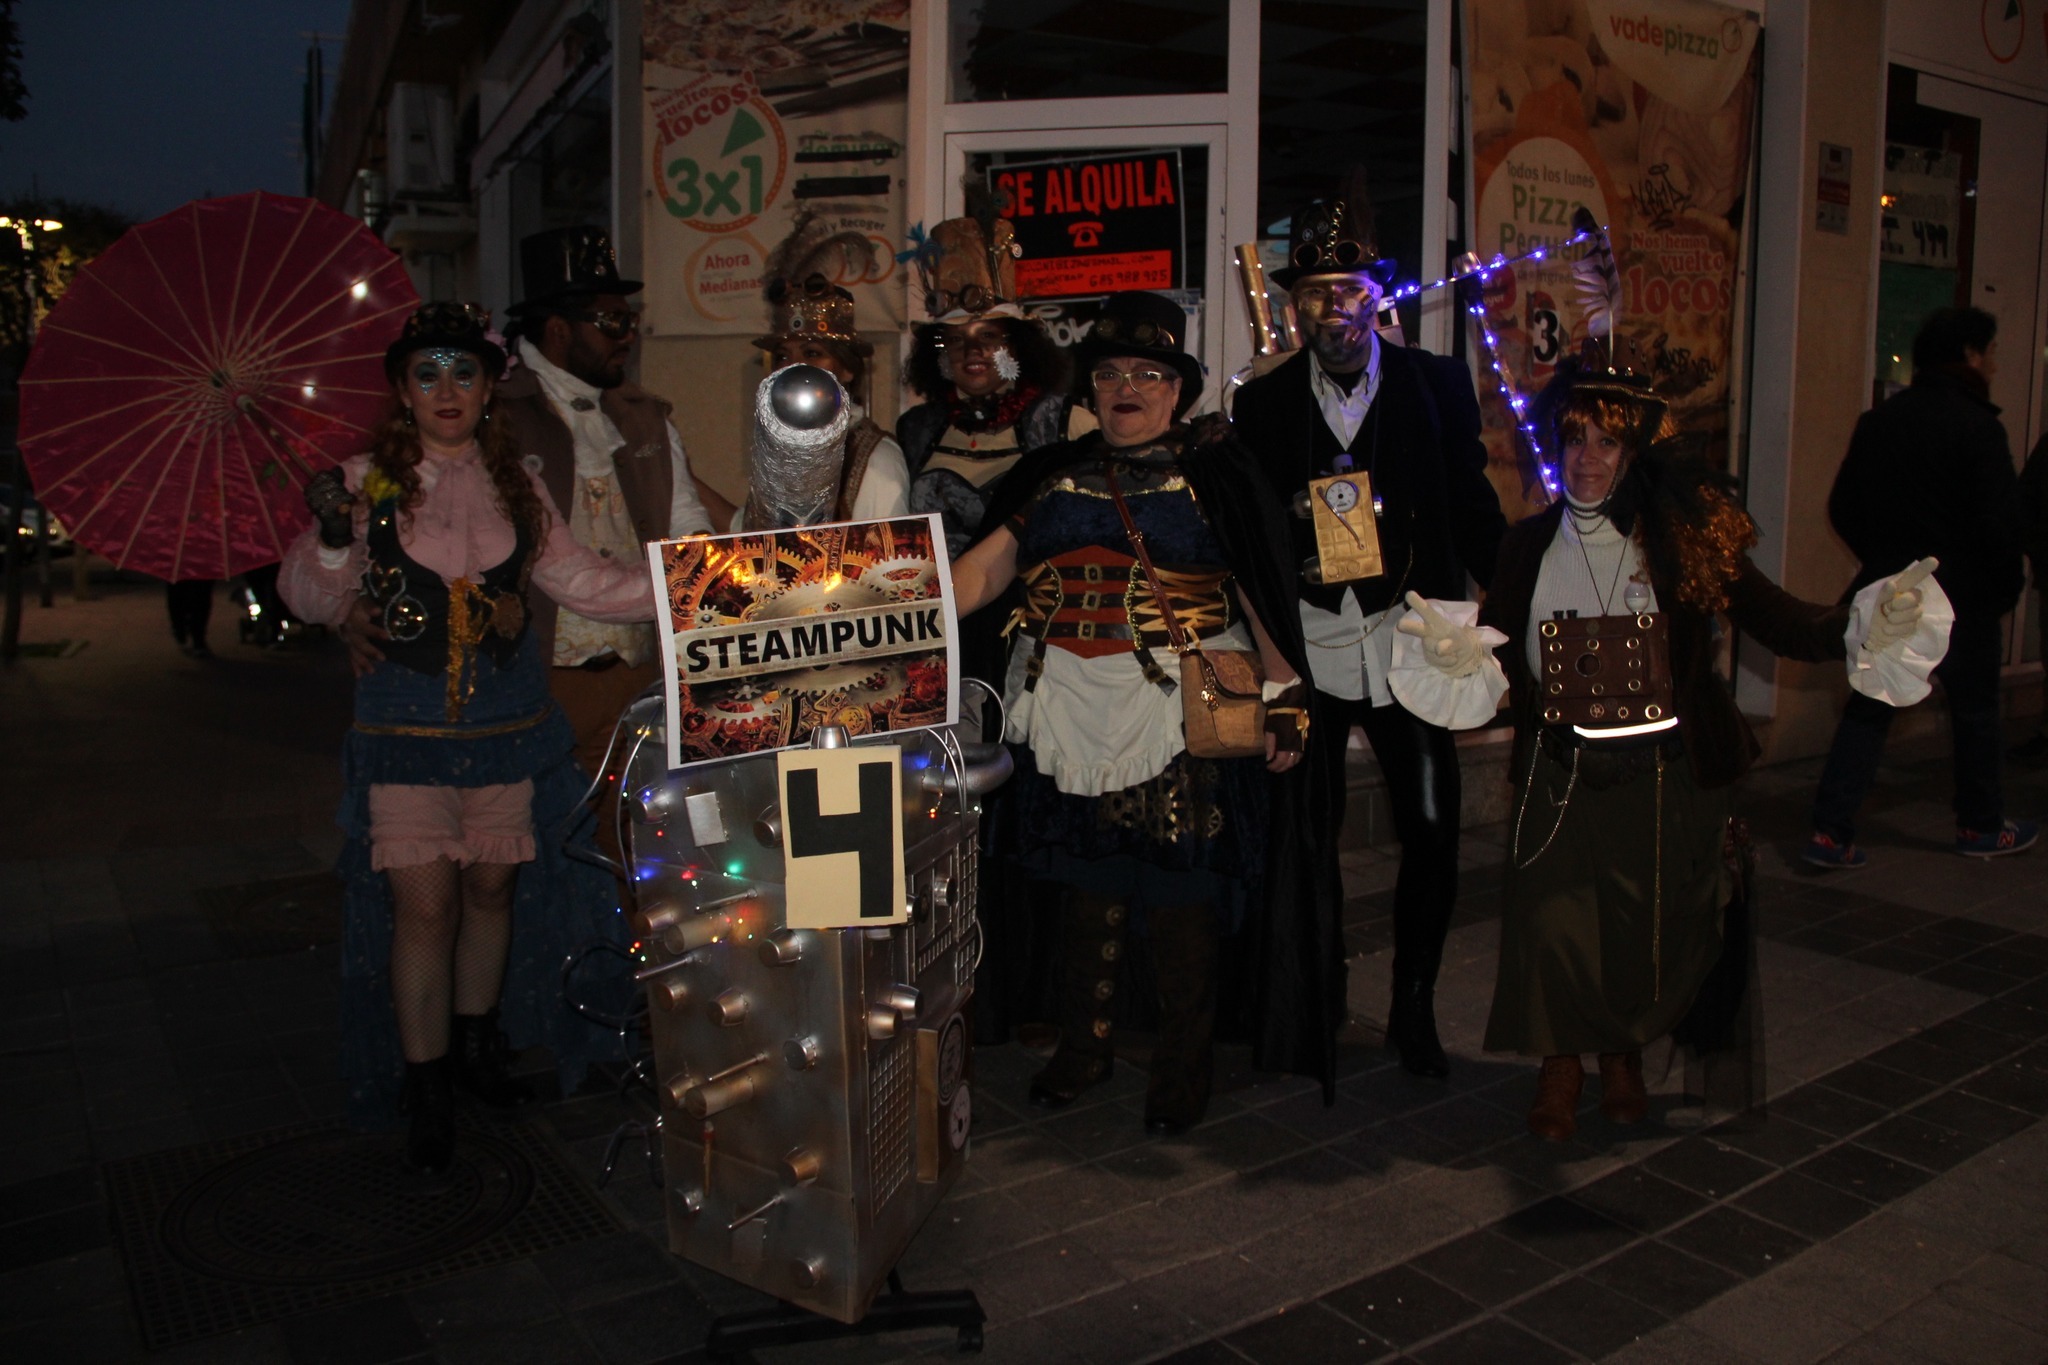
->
[649,515,960,769]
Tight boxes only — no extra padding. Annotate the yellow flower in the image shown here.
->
[360,466,404,505]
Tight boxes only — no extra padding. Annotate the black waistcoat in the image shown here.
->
[361,498,535,677]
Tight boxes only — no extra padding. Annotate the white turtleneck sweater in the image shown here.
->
[1525,498,1661,676]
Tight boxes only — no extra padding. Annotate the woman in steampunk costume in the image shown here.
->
[899,214,1089,558]
[951,291,1340,1134]
[752,272,911,522]
[282,304,657,1172]
[1391,353,1946,1139]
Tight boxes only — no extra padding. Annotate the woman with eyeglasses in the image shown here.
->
[281,303,658,1174]
[949,291,1339,1134]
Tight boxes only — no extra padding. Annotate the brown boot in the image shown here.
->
[1598,1050,1647,1124]
[1527,1055,1584,1141]
[1144,903,1218,1135]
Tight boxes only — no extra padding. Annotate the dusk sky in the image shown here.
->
[0,0,355,221]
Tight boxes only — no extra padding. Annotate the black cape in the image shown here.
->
[980,426,1348,1100]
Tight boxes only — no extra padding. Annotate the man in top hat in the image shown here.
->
[1231,193,1508,1079]
[493,225,726,876]
[752,273,909,522]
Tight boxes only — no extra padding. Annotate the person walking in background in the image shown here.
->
[1807,306,2035,866]
[165,578,216,657]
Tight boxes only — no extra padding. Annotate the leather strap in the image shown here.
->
[1103,463,1191,655]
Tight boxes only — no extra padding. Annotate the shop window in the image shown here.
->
[1875,64,1978,400]
[947,0,1228,103]
[509,86,615,247]
[1257,1,1431,336]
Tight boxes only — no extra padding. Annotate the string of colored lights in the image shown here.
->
[1377,224,1608,499]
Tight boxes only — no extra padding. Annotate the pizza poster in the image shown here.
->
[640,0,910,336]
[1464,0,1760,515]
[990,150,1187,299]
[648,515,960,769]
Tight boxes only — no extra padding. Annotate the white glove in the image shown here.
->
[1864,556,1937,655]
[1395,590,1489,678]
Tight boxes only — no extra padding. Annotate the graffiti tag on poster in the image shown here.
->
[649,514,959,769]
[1465,0,1759,515]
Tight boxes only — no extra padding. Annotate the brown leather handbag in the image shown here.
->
[1533,611,1675,730]
[1104,468,1267,759]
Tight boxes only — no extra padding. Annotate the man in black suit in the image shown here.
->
[1232,196,1507,1078]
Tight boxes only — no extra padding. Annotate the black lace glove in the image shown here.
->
[304,468,356,549]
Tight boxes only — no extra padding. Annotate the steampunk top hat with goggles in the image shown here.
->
[384,301,505,381]
[508,225,643,316]
[753,272,872,356]
[1271,197,1400,291]
[1532,343,1672,457]
[917,216,1025,322]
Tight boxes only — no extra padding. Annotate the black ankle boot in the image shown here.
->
[401,1057,455,1173]
[1028,895,1126,1109]
[1386,976,1449,1078]
[1145,904,1218,1135]
[451,1009,533,1108]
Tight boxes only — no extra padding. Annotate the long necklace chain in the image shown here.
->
[1569,508,1630,614]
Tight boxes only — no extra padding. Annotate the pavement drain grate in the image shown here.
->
[194,874,344,958]
[104,1120,619,1350]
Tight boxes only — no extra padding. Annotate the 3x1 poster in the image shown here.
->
[1465,0,1761,514]
[640,0,910,338]
[648,514,960,770]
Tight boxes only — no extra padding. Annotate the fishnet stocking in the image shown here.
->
[385,859,521,1061]
[453,861,517,1015]
[387,859,460,1063]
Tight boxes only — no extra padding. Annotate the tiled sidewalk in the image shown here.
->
[1,581,2045,1364]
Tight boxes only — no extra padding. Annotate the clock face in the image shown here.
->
[936,1015,966,1104]
[1322,480,1360,515]
[947,1084,972,1150]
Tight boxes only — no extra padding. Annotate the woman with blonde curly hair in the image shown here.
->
[1391,359,1946,1140]
[282,303,655,1172]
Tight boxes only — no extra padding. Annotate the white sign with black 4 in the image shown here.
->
[775,745,908,929]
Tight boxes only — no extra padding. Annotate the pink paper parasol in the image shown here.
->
[17,191,417,580]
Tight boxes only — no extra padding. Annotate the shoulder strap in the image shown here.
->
[1103,462,1190,656]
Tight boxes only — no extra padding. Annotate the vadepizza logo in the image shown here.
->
[1608,12,1726,60]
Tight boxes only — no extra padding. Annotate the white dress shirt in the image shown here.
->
[1298,335,1396,705]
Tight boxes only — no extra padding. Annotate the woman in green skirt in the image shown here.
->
[1391,359,1947,1140]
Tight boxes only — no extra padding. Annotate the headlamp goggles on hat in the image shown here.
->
[1089,315,1179,349]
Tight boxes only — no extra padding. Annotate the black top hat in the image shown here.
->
[1270,198,1399,290]
[1076,291,1203,413]
[383,301,506,380]
[509,226,642,314]
[1529,350,1671,453]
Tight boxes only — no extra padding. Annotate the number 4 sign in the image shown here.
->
[776,746,908,929]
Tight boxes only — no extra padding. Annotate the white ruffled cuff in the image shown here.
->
[1388,599,1509,730]
[1844,574,1954,705]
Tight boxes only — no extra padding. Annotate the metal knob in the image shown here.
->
[753,803,782,848]
[759,929,803,966]
[865,984,921,1039]
[633,902,683,938]
[791,1256,826,1289]
[673,1187,704,1216]
[781,1146,822,1185]
[709,988,750,1026]
[660,911,731,955]
[648,975,691,1012]
[679,1064,766,1117]
[930,878,956,911]
[784,1035,822,1070]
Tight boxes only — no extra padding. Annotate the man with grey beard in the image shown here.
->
[1233,193,1506,1080]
